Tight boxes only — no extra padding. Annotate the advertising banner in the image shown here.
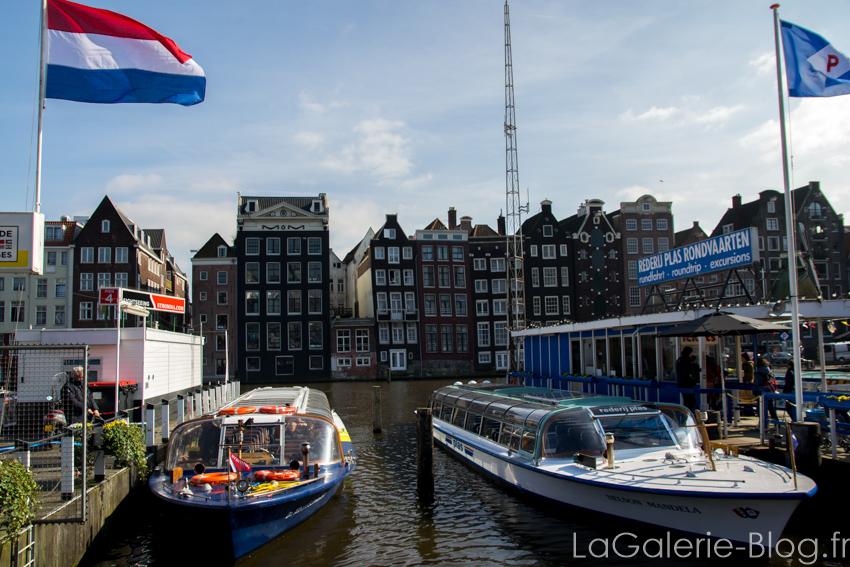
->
[0,212,44,274]
[99,287,185,314]
[637,227,758,287]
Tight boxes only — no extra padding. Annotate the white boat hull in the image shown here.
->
[434,420,810,546]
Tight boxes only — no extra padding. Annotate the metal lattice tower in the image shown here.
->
[504,1,526,373]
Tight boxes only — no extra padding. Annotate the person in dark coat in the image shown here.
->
[675,347,696,411]
[61,366,100,424]
[783,361,796,422]
[755,357,779,425]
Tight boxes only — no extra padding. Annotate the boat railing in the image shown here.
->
[162,474,326,501]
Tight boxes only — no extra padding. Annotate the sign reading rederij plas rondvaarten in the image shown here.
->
[0,212,44,274]
[637,227,759,287]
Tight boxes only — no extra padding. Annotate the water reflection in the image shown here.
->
[82,379,824,567]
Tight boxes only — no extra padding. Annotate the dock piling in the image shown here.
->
[416,407,434,494]
[372,386,382,433]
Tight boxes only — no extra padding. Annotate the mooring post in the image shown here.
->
[372,386,382,433]
[92,423,105,482]
[161,399,170,443]
[176,395,185,424]
[145,403,156,448]
[416,407,434,493]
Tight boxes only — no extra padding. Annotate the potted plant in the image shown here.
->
[0,459,41,536]
[102,420,148,480]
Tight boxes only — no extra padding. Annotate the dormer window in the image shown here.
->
[102,220,110,232]
[217,246,227,258]
[642,203,650,212]
[312,200,323,213]
[767,200,776,213]
[246,200,257,213]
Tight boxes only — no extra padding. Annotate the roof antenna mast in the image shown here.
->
[504,1,526,377]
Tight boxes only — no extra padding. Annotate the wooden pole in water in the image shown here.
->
[372,386,382,433]
[416,408,434,491]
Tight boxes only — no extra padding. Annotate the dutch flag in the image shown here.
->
[46,0,205,106]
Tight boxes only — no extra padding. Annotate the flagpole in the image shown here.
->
[771,4,805,418]
[35,0,48,215]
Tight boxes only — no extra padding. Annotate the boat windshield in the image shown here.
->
[595,412,677,451]
[165,415,342,471]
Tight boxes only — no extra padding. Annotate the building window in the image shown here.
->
[217,246,228,258]
[543,267,557,287]
[626,238,638,254]
[374,247,385,260]
[246,262,260,283]
[245,238,260,255]
[246,291,259,314]
[96,247,111,263]
[54,305,66,326]
[476,300,489,316]
[307,238,322,255]
[437,246,449,261]
[626,219,637,231]
[403,270,414,286]
[267,322,281,350]
[98,273,111,289]
[388,247,400,264]
[454,294,467,316]
[766,218,779,231]
[767,236,780,251]
[544,296,559,316]
[246,357,261,371]
[474,279,487,293]
[288,290,301,314]
[452,246,464,261]
[493,299,507,315]
[200,292,207,301]
[453,266,465,287]
[560,244,568,256]
[473,258,486,270]
[562,296,571,315]
[79,302,92,320]
[267,238,280,255]
[379,323,389,344]
[641,219,652,231]
[494,322,508,346]
[628,260,637,280]
[288,238,301,255]
[533,297,541,316]
[355,329,369,352]
[542,245,556,259]
[217,271,227,285]
[490,258,505,272]
[36,279,47,298]
[492,279,506,294]
[403,247,413,260]
[561,267,569,286]
[478,353,491,364]
[287,262,301,283]
[422,266,435,287]
[266,291,280,314]
[422,246,433,261]
[337,330,351,353]
[656,218,668,231]
[767,201,776,213]
[657,237,669,252]
[530,245,538,257]
[308,262,322,283]
[275,356,294,375]
[267,262,280,283]
[629,287,641,307]
[456,325,469,353]
[308,290,322,314]
[424,294,436,316]
[309,322,323,349]
[35,306,46,325]
[288,322,302,350]
[101,220,110,232]
[199,271,208,281]
[81,247,94,263]
[543,225,553,237]
[441,325,453,353]
[425,325,438,353]
[55,279,66,298]
[477,323,490,347]
[642,238,654,254]
[439,294,452,316]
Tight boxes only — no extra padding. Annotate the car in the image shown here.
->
[768,352,792,364]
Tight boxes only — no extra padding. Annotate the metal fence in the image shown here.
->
[0,345,90,523]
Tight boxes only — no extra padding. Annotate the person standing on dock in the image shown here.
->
[676,346,696,411]
[783,361,796,422]
[61,366,100,425]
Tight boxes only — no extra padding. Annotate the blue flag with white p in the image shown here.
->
[781,20,850,97]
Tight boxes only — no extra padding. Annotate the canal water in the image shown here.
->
[81,379,843,567]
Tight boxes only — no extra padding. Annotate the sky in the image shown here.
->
[5,0,850,279]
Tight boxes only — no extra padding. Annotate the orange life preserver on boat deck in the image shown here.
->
[190,472,238,486]
[218,406,257,416]
[253,469,300,482]
[258,406,297,415]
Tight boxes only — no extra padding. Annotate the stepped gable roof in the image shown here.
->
[471,224,499,237]
[193,233,235,259]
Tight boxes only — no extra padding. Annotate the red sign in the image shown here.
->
[99,287,120,305]
[97,287,185,314]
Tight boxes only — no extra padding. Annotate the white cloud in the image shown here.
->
[749,52,774,76]
[321,118,418,182]
[693,105,743,125]
[620,106,679,121]
[105,173,163,195]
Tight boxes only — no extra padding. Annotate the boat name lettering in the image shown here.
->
[646,501,702,514]
[285,494,324,520]
[446,435,469,455]
[591,405,652,416]
[606,494,643,506]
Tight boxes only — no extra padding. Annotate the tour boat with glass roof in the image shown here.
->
[149,386,355,559]
[429,382,815,545]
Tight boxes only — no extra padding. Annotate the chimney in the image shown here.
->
[459,216,473,233]
[497,215,506,236]
[732,194,742,208]
[448,207,457,230]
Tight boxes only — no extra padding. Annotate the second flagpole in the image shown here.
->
[771,4,805,419]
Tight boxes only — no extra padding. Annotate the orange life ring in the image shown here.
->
[218,406,257,416]
[258,406,296,415]
[253,469,300,482]
[190,472,238,486]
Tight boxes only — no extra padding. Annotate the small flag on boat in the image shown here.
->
[46,0,205,105]
[791,429,799,451]
[781,20,850,97]
[230,453,251,473]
